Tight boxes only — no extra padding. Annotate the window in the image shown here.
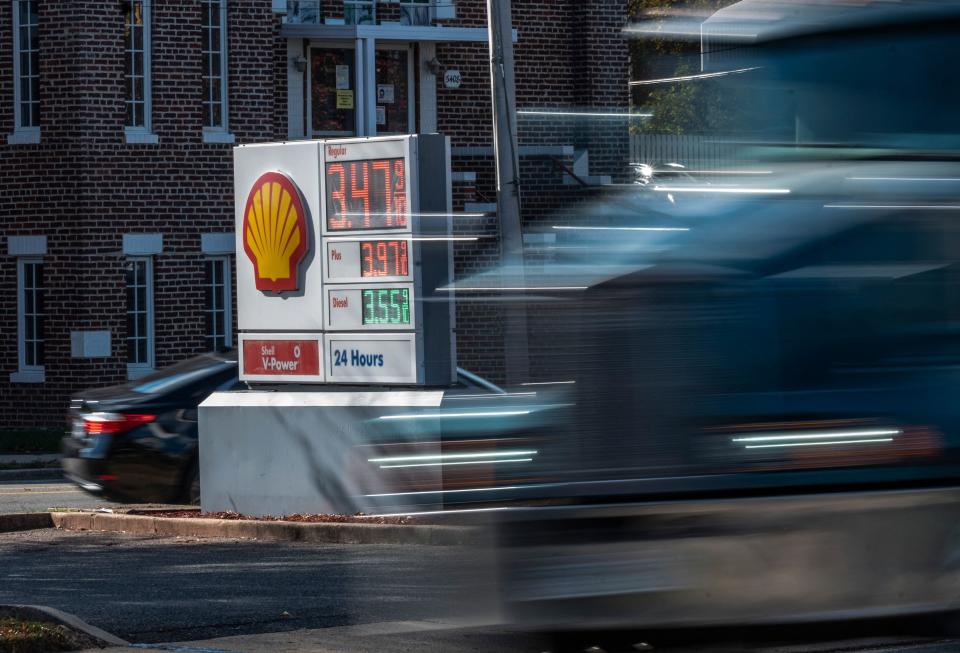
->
[10,0,39,143]
[308,43,415,137]
[400,0,431,25]
[126,257,155,377]
[203,257,232,351]
[124,0,155,142]
[202,0,233,143]
[15,259,44,382]
[344,0,375,25]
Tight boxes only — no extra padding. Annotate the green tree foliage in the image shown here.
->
[628,0,739,134]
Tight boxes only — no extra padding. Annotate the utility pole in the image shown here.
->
[487,0,530,384]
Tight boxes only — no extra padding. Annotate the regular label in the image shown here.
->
[242,339,320,376]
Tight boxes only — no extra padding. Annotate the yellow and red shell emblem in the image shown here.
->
[242,172,309,292]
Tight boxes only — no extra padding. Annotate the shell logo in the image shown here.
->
[242,172,309,292]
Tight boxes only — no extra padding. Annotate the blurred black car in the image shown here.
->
[62,352,241,504]
[62,352,511,504]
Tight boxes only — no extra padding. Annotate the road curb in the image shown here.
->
[51,512,476,546]
[0,512,53,533]
[0,604,129,647]
[0,467,63,481]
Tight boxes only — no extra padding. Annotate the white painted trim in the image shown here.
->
[201,232,235,254]
[124,128,159,144]
[287,39,306,139]
[202,128,235,144]
[70,330,112,358]
[123,233,163,256]
[7,128,40,144]
[9,370,44,383]
[7,235,47,256]
[418,42,437,134]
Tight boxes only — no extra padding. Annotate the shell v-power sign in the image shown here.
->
[234,135,456,386]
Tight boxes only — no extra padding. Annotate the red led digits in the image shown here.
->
[361,241,374,276]
[400,240,409,275]
[326,158,407,231]
[360,239,410,278]
[350,162,371,229]
[327,163,348,230]
[371,160,392,227]
[376,241,388,276]
[393,160,407,228]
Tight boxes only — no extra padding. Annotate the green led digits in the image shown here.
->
[362,288,410,325]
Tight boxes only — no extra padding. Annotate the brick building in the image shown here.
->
[0,0,628,429]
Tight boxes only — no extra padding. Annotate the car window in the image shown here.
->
[130,355,236,395]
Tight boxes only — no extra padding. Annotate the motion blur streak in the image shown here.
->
[552,225,689,232]
[732,429,901,443]
[518,110,654,118]
[743,438,895,449]
[368,451,538,463]
[629,66,761,85]
[378,459,534,469]
[825,204,960,210]
[377,410,532,421]
[653,185,791,194]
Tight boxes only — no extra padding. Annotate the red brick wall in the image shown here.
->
[0,0,629,427]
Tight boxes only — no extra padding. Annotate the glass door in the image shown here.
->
[310,47,357,137]
[375,47,413,135]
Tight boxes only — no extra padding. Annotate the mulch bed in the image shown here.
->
[0,616,98,653]
[128,509,419,525]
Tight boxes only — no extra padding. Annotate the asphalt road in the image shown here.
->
[3,528,960,653]
[0,528,499,645]
[0,479,127,513]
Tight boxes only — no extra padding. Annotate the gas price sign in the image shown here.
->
[325,237,413,283]
[363,288,410,325]
[325,158,408,231]
[237,134,455,385]
[325,284,415,331]
[363,240,409,277]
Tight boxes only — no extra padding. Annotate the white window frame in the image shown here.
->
[9,0,40,144]
[11,257,44,383]
[125,256,155,379]
[201,0,234,144]
[307,39,415,138]
[203,256,233,351]
[124,0,157,144]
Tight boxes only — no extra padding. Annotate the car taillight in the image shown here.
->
[82,412,156,435]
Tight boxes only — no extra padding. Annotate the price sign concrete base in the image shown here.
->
[199,390,444,516]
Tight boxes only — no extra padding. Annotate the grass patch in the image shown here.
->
[0,429,63,454]
[0,617,83,653]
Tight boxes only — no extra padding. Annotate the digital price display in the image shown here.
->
[362,240,409,278]
[326,158,408,231]
[362,288,410,326]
